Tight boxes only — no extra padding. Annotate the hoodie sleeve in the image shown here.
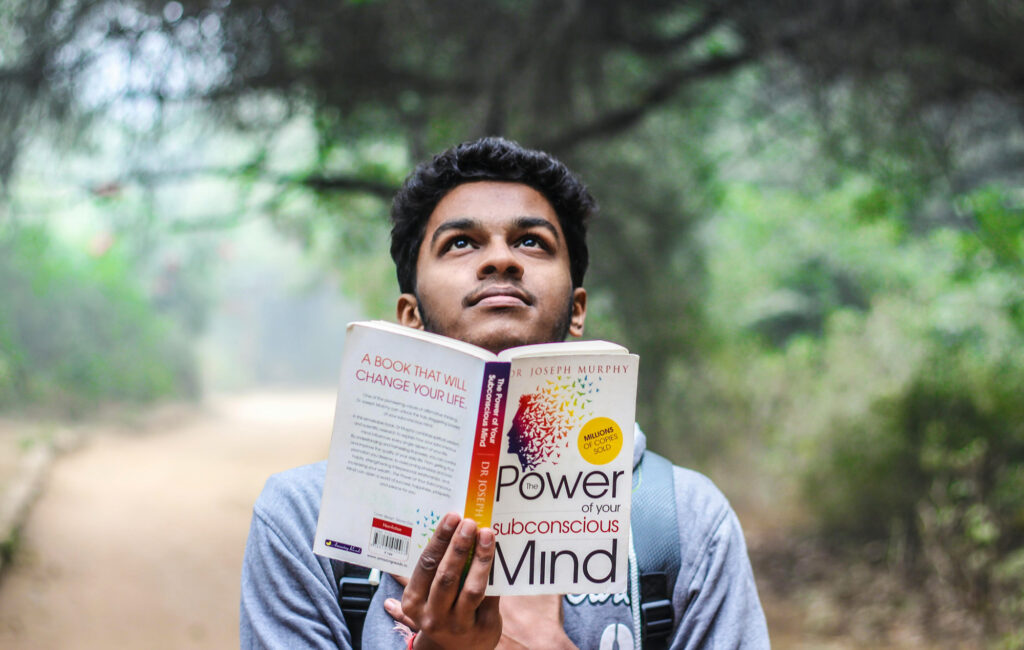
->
[240,467,355,650]
[668,467,770,649]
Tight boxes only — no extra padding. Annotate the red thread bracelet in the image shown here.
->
[407,631,417,650]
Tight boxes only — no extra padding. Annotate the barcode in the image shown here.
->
[371,530,410,555]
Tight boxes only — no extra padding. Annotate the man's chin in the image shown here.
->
[465,325,566,354]
[462,331,531,355]
[427,317,532,353]
[419,307,570,353]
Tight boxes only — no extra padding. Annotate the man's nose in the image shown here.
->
[478,239,523,279]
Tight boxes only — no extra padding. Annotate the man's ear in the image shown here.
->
[568,287,587,338]
[396,293,424,330]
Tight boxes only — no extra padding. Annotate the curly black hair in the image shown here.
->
[390,137,595,294]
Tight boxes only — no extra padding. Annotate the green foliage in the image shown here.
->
[772,183,1024,637]
[710,179,904,346]
[1,1,1022,640]
[573,105,725,452]
[0,223,197,412]
[808,345,1024,636]
[806,346,1024,532]
[702,177,1024,636]
[959,186,1024,269]
[311,192,397,320]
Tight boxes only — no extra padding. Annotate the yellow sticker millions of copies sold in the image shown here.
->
[577,417,623,465]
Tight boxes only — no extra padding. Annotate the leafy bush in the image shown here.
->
[0,223,197,412]
[705,180,1024,641]
[806,346,1024,637]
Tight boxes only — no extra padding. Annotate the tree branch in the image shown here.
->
[108,164,399,201]
[613,0,741,55]
[298,174,397,200]
[539,50,755,153]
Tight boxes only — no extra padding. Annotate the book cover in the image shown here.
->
[313,321,639,595]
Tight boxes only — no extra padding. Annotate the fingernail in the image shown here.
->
[383,598,398,613]
[442,512,460,531]
[478,529,494,548]
[459,519,477,538]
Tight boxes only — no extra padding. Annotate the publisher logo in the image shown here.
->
[324,539,362,554]
[577,417,623,465]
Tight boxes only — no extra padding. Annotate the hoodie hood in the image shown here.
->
[632,423,647,469]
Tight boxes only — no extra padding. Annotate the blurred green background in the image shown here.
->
[1,0,1022,646]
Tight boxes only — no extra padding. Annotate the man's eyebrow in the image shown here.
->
[429,218,481,248]
[514,217,561,241]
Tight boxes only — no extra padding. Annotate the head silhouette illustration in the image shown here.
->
[505,376,601,470]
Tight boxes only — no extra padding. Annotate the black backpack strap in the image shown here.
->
[331,560,378,649]
[631,450,681,650]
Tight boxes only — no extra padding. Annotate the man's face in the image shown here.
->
[396,181,586,353]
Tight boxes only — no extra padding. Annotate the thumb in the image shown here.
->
[383,597,418,630]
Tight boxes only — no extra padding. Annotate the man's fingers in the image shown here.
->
[428,518,478,611]
[399,519,503,649]
[453,527,496,621]
[476,595,502,631]
[403,512,460,614]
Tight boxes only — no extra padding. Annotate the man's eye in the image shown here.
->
[446,236,472,250]
[518,236,542,248]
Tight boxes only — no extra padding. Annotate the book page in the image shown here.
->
[362,320,497,360]
[486,353,639,595]
[498,339,626,359]
[314,323,485,576]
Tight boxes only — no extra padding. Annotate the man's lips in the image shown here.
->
[465,285,533,308]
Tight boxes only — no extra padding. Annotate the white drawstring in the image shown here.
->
[628,523,642,648]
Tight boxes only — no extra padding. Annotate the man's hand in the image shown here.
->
[393,512,502,649]
[383,518,578,650]
[387,591,579,650]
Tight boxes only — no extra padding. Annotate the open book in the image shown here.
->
[314,321,639,595]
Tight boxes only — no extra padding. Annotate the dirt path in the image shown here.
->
[0,391,334,650]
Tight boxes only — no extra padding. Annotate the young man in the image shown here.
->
[241,138,769,649]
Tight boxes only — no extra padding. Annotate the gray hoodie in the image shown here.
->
[240,429,770,649]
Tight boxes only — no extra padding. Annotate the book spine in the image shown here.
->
[463,362,511,528]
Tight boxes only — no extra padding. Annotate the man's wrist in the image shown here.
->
[410,631,444,650]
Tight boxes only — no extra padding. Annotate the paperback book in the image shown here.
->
[313,321,639,595]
